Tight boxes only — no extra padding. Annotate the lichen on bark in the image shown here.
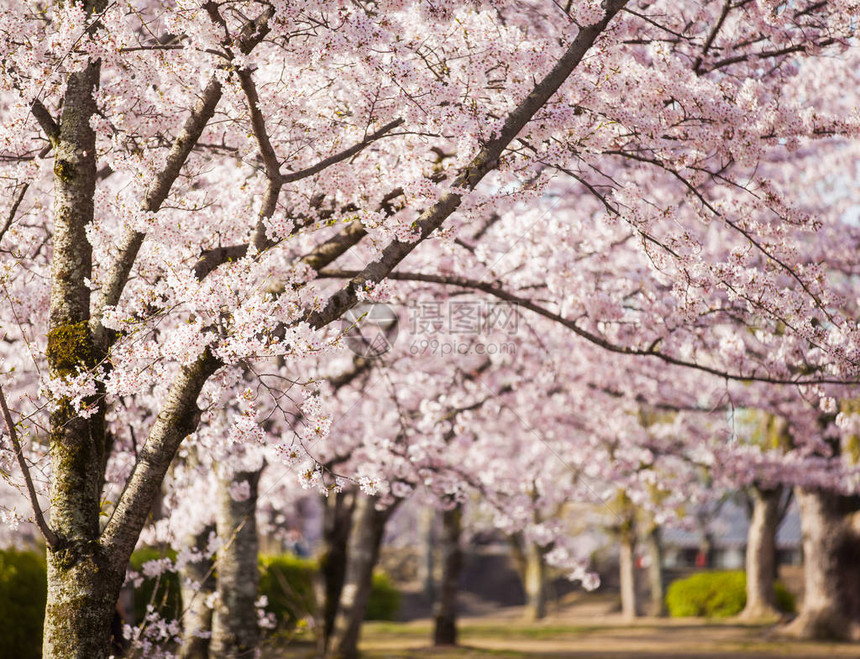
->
[47,321,96,375]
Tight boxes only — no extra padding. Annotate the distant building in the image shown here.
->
[662,500,802,569]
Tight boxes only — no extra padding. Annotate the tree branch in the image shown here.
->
[0,384,59,548]
[91,6,276,348]
[317,268,857,386]
[30,100,59,146]
[306,1,629,330]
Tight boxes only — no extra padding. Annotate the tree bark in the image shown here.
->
[179,524,216,659]
[433,504,463,646]
[784,488,860,640]
[523,540,548,621]
[419,506,437,604]
[327,493,397,659]
[41,54,124,659]
[211,468,263,658]
[644,524,666,617]
[619,526,640,620]
[316,488,357,654]
[740,485,782,620]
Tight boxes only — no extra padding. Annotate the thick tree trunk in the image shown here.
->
[523,540,548,621]
[179,524,216,659]
[316,488,356,654]
[44,554,124,659]
[741,485,782,620]
[211,468,263,658]
[785,488,860,640]
[41,53,124,659]
[619,529,640,620]
[644,524,665,617]
[433,504,463,646]
[328,494,397,659]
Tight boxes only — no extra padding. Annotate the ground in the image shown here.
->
[269,592,860,658]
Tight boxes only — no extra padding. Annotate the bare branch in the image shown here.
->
[317,268,858,386]
[0,183,29,248]
[281,118,404,185]
[30,100,59,146]
[0,384,59,548]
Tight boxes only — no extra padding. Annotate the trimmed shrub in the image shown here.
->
[257,554,401,627]
[0,547,47,659]
[129,547,182,624]
[258,554,317,627]
[366,570,401,621]
[666,570,796,618]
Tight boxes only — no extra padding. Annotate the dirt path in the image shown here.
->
[354,618,860,658]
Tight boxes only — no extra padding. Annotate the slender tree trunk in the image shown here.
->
[619,528,640,620]
[327,494,397,659]
[433,504,463,646]
[179,524,216,659]
[315,488,356,654]
[211,468,263,658]
[644,524,665,617]
[741,485,782,620]
[419,506,437,604]
[785,488,860,640]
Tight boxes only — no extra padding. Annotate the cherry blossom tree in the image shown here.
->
[1,1,860,657]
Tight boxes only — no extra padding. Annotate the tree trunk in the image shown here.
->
[43,554,125,659]
[419,506,437,604]
[644,524,666,617]
[619,528,640,620]
[523,540,548,621]
[433,504,463,646]
[315,488,356,654]
[740,485,782,620]
[211,468,263,658]
[41,52,124,659]
[785,488,860,640]
[327,493,397,659]
[179,524,216,659]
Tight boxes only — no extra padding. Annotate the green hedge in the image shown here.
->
[366,570,401,621]
[129,547,182,623]
[0,547,399,654]
[257,555,401,627]
[259,554,316,627]
[666,570,795,618]
[0,547,47,659]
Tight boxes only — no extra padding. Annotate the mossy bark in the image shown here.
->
[43,56,121,659]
